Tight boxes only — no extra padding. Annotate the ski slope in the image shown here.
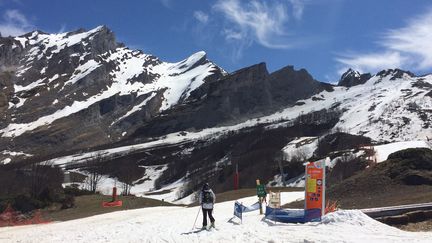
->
[0,192,430,243]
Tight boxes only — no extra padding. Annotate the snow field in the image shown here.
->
[0,191,430,243]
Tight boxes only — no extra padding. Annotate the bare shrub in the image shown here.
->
[327,153,368,186]
[283,150,307,181]
[83,153,105,193]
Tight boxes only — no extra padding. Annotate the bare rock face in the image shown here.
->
[269,65,325,105]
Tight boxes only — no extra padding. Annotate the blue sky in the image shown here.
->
[0,0,431,82]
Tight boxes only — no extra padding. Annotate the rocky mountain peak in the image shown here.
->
[376,68,415,80]
[270,65,315,83]
[338,68,371,87]
[341,68,360,79]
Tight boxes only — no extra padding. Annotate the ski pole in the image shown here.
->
[192,206,201,230]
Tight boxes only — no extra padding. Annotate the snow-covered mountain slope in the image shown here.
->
[0,26,224,162]
[259,70,432,142]
[0,192,430,242]
[150,69,432,143]
[129,69,432,146]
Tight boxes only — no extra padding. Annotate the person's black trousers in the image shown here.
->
[202,208,215,226]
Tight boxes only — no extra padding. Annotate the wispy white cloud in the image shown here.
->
[189,0,308,61]
[336,52,407,75]
[57,24,67,34]
[213,0,292,50]
[383,11,432,70]
[193,11,209,24]
[289,0,305,20]
[336,8,432,74]
[0,9,33,36]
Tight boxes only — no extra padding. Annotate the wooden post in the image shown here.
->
[112,187,117,202]
[256,179,263,215]
[241,202,243,224]
[234,163,239,190]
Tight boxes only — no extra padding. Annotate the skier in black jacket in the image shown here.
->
[199,183,216,229]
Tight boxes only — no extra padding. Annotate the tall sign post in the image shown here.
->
[304,160,326,221]
[256,179,266,215]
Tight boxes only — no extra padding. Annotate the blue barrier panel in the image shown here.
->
[234,202,243,220]
[264,207,322,223]
[305,208,322,222]
[243,202,260,212]
[265,207,306,223]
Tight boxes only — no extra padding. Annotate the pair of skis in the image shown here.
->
[184,206,217,234]
[182,225,217,235]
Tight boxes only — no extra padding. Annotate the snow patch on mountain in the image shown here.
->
[374,140,432,162]
[14,78,46,92]
[32,26,104,55]
[0,151,32,165]
[150,51,217,110]
[112,92,158,125]
[282,137,318,161]
[63,59,101,86]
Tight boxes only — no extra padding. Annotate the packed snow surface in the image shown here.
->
[0,191,430,243]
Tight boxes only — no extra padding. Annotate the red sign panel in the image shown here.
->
[305,160,325,216]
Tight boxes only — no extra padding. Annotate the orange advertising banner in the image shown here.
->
[305,160,325,216]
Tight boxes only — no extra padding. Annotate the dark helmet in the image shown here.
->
[202,183,209,190]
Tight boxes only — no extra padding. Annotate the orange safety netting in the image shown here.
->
[102,200,123,207]
[325,200,339,214]
[0,204,51,227]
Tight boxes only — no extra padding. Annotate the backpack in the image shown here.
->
[202,190,213,204]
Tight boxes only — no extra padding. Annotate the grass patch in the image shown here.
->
[42,194,175,221]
